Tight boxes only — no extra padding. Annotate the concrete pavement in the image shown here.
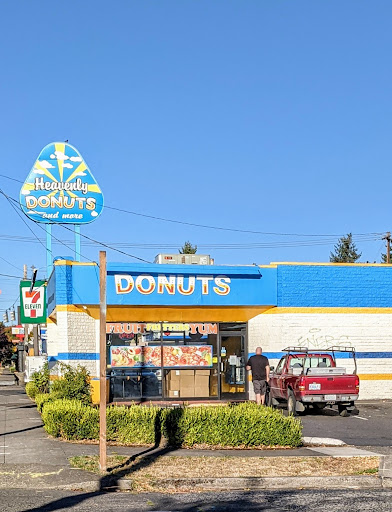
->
[0,371,389,493]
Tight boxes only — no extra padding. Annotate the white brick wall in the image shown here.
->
[248,312,392,400]
[47,310,99,376]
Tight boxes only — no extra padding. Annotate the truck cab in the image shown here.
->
[268,346,359,416]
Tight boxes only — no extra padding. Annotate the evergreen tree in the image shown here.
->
[381,250,392,263]
[330,233,361,263]
[179,241,197,254]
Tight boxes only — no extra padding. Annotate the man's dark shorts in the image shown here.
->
[253,379,267,395]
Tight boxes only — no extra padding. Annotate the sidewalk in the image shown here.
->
[0,371,388,491]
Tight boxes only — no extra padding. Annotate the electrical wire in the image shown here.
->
[55,224,151,263]
[3,192,150,264]
[0,272,23,279]
[0,255,24,271]
[0,173,384,239]
[0,188,48,254]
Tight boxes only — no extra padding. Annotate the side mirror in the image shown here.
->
[270,366,275,372]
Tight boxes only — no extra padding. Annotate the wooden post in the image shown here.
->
[387,233,391,264]
[99,251,107,472]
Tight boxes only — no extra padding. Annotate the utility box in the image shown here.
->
[154,254,214,265]
[25,356,47,382]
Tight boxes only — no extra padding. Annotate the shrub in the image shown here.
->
[42,399,99,440]
[31,362,50,394]
[25,381,38,400]
[40,401,302,448]
[50,364,92,404]
[163,403,302,448]
[107,405,163,445]
[35,393,59,412]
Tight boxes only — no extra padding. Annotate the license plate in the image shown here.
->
[309,383,321,390]
[324,394,337,401]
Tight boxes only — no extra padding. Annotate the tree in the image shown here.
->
[179,241,197,254]
[330,233,361,263]
[0,322,13,366]
[381,250,392,263]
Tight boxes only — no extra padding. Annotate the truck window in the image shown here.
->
[303,356,332,369]
[289,356,303,369]
[275,356,286,374]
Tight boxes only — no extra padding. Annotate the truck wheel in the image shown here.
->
[314,403,326,411]
[287,391,297,416]
[338,405,349,417]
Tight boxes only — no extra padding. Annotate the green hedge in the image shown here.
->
[41,400,302,447]
[35,393,60,412]
[25,381,38,400]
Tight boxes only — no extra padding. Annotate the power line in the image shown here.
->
[0,255,22,271]
[0,272,23,279]
[56,224,151,263]
[0,188,48,254]
[2,192,150,264]
[0,173,384,239]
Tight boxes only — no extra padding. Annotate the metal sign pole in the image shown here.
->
[99,251,107,472]
[46,224,52,278]
[74,225,81,262]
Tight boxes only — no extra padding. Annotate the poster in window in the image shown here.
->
[110,345,213,368]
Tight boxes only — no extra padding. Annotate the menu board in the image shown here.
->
[110,345,213,368]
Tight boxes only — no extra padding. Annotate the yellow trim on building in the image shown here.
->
[270,262,392,267]
[263,307,392,314]
[56,305,274,322]
[54,260,97,267]
[358,374,392,380]
[56,305,87,313]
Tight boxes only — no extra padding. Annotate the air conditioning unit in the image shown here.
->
[154,254,214,265]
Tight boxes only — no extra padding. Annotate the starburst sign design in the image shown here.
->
[19,142,104,224]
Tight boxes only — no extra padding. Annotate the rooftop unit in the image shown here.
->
[154,254,214,265]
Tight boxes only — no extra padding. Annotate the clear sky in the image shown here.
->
[0,1,391,311]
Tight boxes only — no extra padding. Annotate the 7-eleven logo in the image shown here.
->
[23,288,43,319]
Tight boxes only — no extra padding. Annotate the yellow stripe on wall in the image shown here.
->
[263,307,392,314]
[358,374,392,381]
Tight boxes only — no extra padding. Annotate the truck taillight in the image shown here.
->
[299,376,305,391]
[355,375,360,391]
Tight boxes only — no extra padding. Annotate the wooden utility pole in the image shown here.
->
[99,251,107,472]
[383,232,391,264]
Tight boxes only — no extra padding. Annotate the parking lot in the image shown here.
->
[298,400,392,450]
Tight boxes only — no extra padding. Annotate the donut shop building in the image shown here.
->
[46,259,392,402]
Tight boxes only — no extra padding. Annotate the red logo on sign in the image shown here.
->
[25,290,41,318]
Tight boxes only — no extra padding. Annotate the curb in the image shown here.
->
[302,437,346,446]
[58,475,391,492]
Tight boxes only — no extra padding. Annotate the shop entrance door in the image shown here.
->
[219,324,247,400]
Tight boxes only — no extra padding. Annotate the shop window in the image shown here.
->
[106,322,219,400]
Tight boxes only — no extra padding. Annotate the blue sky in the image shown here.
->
[0,1,391,310]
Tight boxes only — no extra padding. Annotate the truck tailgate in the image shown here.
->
[303,374,357,395]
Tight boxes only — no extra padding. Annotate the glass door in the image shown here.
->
[219,323,247,400]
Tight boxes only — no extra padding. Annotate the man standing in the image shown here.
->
[246,347,270,405]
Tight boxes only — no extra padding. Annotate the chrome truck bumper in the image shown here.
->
[301,394,359,404]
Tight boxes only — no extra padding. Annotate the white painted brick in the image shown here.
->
[248,312,392,400]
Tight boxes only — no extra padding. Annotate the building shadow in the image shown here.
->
[20,407,185,512]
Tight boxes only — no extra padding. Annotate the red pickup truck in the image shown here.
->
[267,346,359,416]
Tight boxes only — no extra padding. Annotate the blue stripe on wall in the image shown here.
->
[253,352,392,359]
[49,351,392,363]
[48,352,99,362]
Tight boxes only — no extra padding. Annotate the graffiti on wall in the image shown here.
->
[296,328,352,350]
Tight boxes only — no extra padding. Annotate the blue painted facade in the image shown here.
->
[48,262,277,315]
[47,261,392,315]
[277,265,392,307]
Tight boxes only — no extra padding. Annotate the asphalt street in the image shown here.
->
[1,489,392,512]
[299,401,392,449]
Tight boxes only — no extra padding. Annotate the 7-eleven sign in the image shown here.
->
[20,280,47,324]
